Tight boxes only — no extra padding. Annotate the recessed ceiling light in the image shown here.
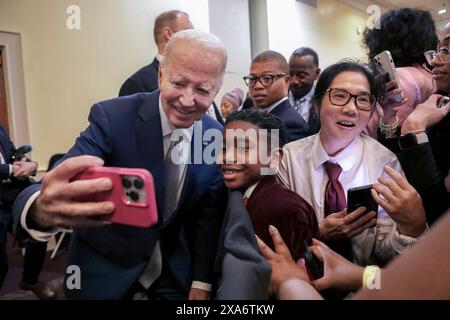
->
[438,9,447,14]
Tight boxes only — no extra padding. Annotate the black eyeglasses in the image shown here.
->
[326,88,376,111]
[243,73,287,87]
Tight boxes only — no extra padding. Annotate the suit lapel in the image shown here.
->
[152,58,160,74]
[269,100,288,117]
[0,126,12,161]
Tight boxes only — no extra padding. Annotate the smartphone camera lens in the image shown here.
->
[122,177,132,189]
[133,178,144,190]
[128,191,140,202]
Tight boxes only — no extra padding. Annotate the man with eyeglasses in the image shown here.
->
[244,50,309,142]
[288,47,321,136]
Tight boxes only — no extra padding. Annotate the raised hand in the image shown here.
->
[29,155,115,230]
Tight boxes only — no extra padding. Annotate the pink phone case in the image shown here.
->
[72,167,158,228]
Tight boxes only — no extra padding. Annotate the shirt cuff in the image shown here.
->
[191,281,212,292]
[8,164,12,176]
[389,222,424,253]
[20,190,60,242]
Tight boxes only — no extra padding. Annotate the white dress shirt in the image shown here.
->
[277,133,419,265]
[260,97,288,113]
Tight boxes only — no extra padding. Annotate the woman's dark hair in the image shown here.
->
[311,60,384,116]
[363,8,438,67]
[225,110,288,147]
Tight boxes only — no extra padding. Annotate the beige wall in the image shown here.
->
[0,0,388,171]
[0,0,209,170]
[266,0,369,68]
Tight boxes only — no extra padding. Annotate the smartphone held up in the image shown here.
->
[72,166,158,228]
[374,50,405,103]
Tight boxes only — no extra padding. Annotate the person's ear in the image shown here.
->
[315,68,321,78]
[163,27,173,41]
[158,66,163,88]
[285,75,292,85]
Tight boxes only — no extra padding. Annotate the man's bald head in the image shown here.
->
[251,50,289,73]
[153,10,193,54]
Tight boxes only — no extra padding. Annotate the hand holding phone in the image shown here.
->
[374,50,405,103]
[72,166,158,228]
[304,240,324,280]
[347,184,378,216]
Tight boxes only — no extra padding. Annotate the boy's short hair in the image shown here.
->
[225,110,288,147]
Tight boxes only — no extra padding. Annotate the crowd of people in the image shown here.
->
[0,8,449,300]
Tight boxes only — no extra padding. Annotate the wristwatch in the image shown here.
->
[398,132,429,150]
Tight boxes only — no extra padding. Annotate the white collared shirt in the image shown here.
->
[205,104,218,121]
[288,87,315,122]
[243,181,259,200]
[277,133,419,265]
[259,97,288,114]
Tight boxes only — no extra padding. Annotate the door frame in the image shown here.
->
[0,31,30,146]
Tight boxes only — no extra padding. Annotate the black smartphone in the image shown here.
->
[437,96,450,108]
[304,240,324,280]
[347,184,378,215]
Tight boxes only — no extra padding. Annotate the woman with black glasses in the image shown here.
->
[276,61,426,271]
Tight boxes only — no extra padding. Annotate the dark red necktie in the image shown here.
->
[324,162,346,216]
[323,161,353,260]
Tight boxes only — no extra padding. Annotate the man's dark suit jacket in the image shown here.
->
[246,175,319,260]
[0,125,17,227]
[118,58,160,97]
[269,99,309,143]
[215,190,271,300]
[12,91,227,299]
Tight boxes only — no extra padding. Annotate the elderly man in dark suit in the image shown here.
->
[118,10,193,97]
[12,29,228,300]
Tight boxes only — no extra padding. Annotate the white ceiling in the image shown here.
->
[340,0,450,24]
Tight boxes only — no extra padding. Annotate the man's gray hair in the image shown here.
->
[161,29,228,85]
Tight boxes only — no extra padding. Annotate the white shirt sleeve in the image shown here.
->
[191,281,212,292]
[20,190,60,242]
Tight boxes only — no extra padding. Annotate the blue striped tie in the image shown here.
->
[139,137,181,289]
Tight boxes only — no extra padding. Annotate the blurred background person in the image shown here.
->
[118,10,193,96]
[288,47,321,136]
[362,8,438,138]
[219,87,245,120]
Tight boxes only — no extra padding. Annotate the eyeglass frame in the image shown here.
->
[325,88,377,111]
[424,46,450,65]
[243,73,288,87]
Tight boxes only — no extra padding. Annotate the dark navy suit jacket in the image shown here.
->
[13,91,227,299]
[118,58,160,97]
[270,99,309,143]
[0,125,15,227]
